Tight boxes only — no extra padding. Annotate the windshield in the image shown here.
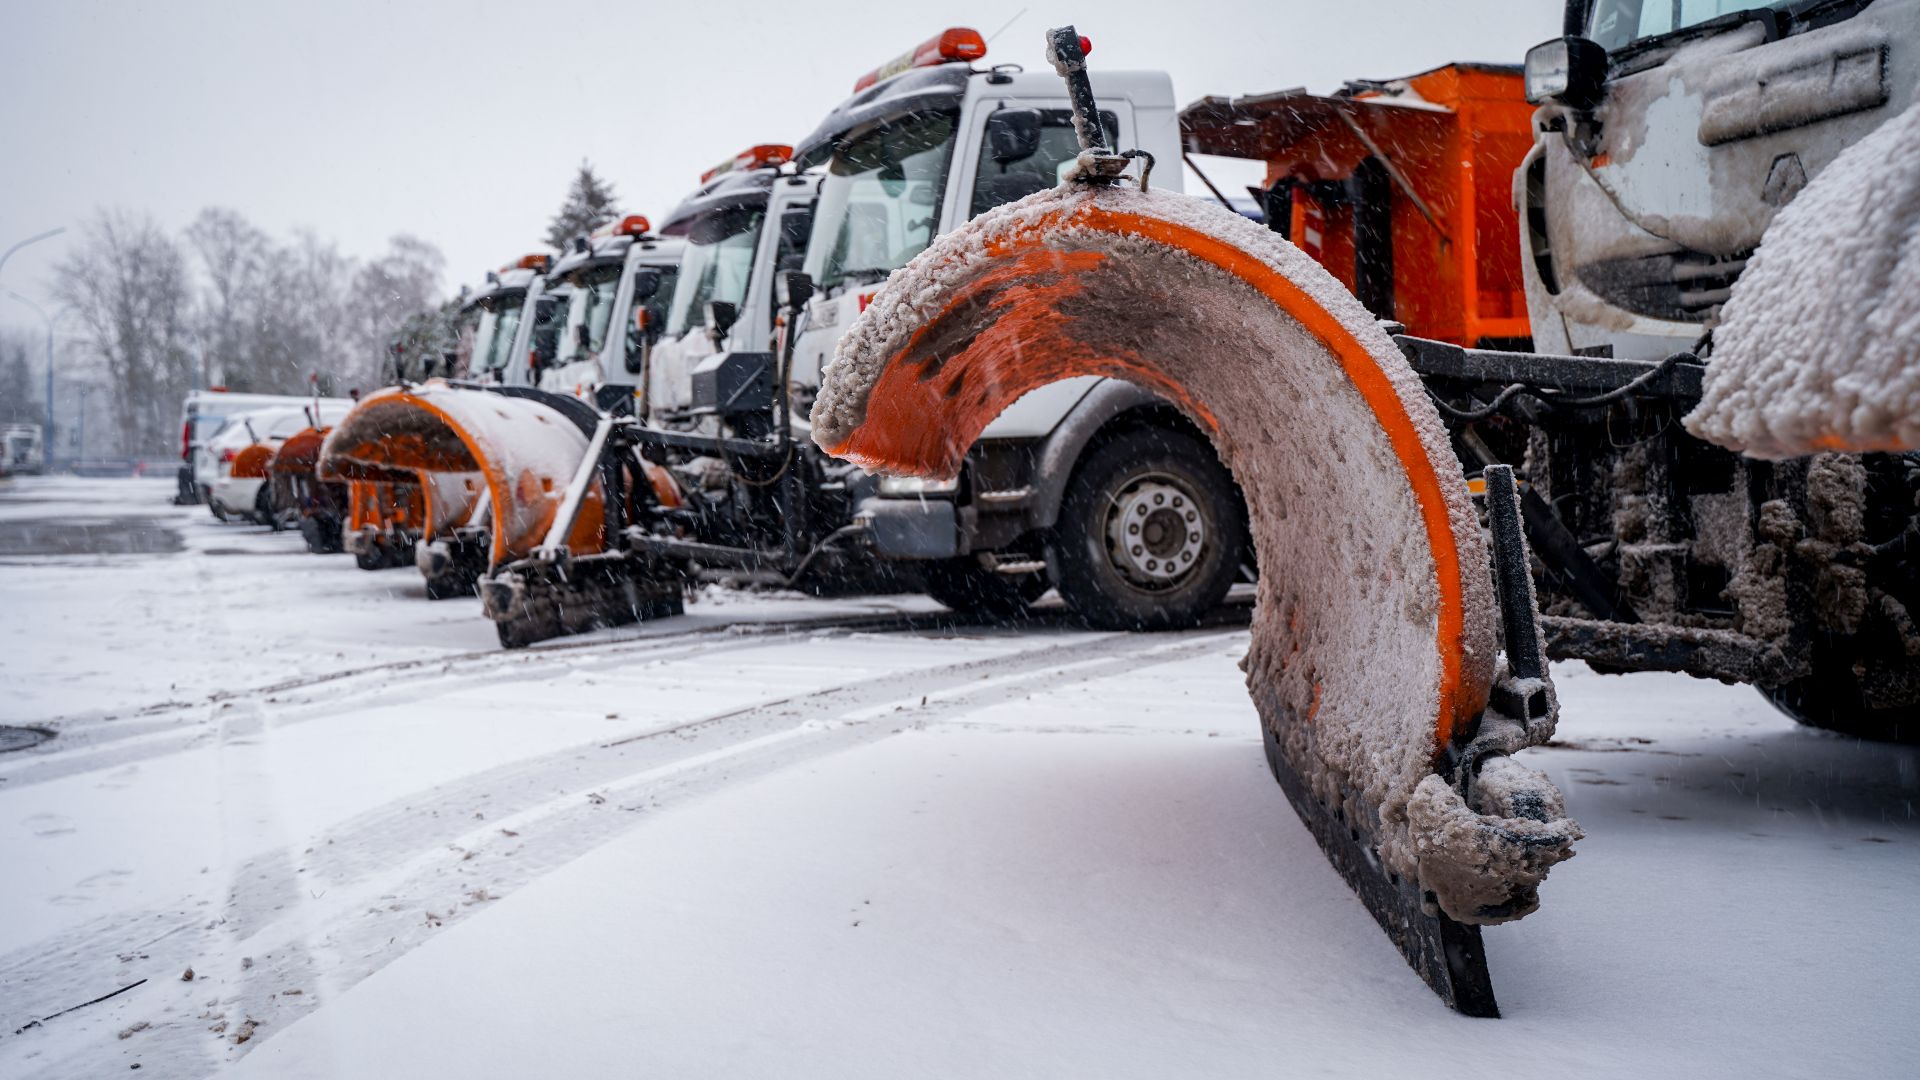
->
[474,293,528,373]
[555,263,624,367]
[803,110,958,294]
[1587,0,1806,52]
[666,208,763,338]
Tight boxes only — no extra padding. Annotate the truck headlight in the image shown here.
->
[878,474,959,496]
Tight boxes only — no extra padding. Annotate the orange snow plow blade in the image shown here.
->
[319,383,603,567]
[270,426,328,474]
[228,443,274,480]
[813,180,1579,1015]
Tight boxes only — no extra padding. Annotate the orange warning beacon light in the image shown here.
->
[700,145,794,184]
[592,214,653,239]
[852,28,987,93]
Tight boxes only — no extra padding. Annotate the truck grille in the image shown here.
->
[1576,249,1752,323]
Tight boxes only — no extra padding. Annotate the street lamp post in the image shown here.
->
[1,228,68,453]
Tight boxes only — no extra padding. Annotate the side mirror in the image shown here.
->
[1525,36,1607,109]
[629,269,662,303]
[776,270,813,313]
[985,108,1043,165]
[706,300,740,343]
[625,308,652,374]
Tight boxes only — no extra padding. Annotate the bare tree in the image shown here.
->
[0,330,39,424]
[52,210,196,456]
[184,207,269,391]
[347,234,444,390]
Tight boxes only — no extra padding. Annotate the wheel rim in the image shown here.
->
[1101,472,1209,591]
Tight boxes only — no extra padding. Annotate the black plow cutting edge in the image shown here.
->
[483,555,685,650]
[1260,722,1501,1018]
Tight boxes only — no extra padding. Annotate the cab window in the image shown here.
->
[969,108,1119,219]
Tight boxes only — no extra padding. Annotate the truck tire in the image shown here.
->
[1049,427,1245,630]
[1759,632,1920,743]
[300,514,343,554]
[253,485,284,530]
[923,556,1048,617]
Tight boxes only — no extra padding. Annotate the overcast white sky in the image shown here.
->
[0,0,1560,337]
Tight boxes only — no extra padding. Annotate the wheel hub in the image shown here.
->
[1104,477,1207,588]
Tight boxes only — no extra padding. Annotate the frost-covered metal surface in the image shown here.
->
[813,184,1577,921]
[1685,102,1920,458]
[319,383,601,566]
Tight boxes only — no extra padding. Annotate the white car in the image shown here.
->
[205,404,351,523]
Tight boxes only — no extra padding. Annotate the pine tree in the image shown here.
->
[544,161,622,251]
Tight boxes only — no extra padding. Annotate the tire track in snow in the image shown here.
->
[0,627,1245,1078]
[0,610,1063,791]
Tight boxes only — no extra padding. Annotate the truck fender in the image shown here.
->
[1022,378,1169,530]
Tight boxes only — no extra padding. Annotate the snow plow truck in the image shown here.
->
[320,225,686,601]
[817,2,1920,1006]
[817,10,1920,1014]
[474,28,1258,648]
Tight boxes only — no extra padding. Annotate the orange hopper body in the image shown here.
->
[1181,63,1535,348]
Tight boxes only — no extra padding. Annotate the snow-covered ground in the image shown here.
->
[1,476,1915,1078]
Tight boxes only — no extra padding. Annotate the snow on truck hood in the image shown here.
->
[812,182,1578,923]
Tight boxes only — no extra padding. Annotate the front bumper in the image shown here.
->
[856,497,958,560]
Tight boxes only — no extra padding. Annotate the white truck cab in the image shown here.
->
[538,217,685,405]
[461,255,556,389]
[649,147,814,422]
[1517,0,1917,359]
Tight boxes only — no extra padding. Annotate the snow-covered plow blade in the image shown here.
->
[319,382,595,592]
[319,381,680,635]
[812,87,1579,1010]
[268,425,348,552]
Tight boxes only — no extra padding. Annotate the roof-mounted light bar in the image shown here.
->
[852,27,986,93]
[591,214,653,239]
[700,144,794,184]
[502,253,551,273]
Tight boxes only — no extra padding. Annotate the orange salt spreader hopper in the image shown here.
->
[1180,63,1536,349]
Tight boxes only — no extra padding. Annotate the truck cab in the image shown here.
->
[463,256,555,389]
[777,29,1246,626]
[537,217,683,405]
[1517,0,1916,359]
[650,147,813,424]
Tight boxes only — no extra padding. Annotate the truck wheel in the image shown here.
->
[254,485,283,530]
[1049,427,1245,630]
[923,556,1048,617]
[355,542,393,571]
[1759,632,1920,743]
[300,514,343,554]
